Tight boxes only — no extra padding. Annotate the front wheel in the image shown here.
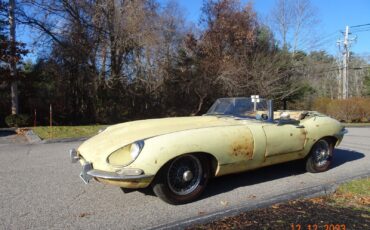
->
[152,154,210,204]
[306,139,333,173]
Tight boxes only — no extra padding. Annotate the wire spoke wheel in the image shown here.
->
[167,155,202,196]
[313,140,331,167]
[306,139,333,173]
[152,154,210,204]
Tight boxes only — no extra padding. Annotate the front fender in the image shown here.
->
[300,116,344,156]
[128,125,258,177]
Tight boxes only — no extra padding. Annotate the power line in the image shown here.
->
[299,31,341,52]
[350,23,370,28]
[296,25,369,53]
[351,28,370,33]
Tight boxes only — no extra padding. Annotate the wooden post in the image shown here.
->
[34,109,37,127]
[49,104,52,139]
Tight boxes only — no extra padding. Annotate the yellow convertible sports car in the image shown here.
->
[70,97,347,204]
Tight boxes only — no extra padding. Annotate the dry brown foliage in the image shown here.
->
[313,97,370,122]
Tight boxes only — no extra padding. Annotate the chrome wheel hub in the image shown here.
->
[314,140,330,167]
[183,170,193,182]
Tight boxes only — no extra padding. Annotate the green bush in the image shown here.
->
[5,114,31,127]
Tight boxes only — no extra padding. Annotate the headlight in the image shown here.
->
[107,140,144,166]
[130,142,141,160]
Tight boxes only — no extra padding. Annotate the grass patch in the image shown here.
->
[328,177,370,212]
[337,177,370,196]
[342,122,370,127]
[32,125,108,140]
[189,177,370,229]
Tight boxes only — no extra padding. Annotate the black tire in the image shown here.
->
[306,139,334,173]
[152,154,210,205]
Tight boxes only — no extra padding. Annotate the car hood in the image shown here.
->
[77,116,237,160]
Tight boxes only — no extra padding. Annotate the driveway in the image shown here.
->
[0,128,369,229]
[0,128,27,145]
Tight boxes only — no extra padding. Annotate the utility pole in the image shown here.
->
[9,0,18,114]
[335,55,342,99]
[342,26,349,99]
[337,25,356,99]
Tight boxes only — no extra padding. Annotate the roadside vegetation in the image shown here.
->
[330,177,370,212]
[32,125,107,140]
[343,123,370,127]
[1,0,370,128]
[313,97,370,123]
[188,177,370,229]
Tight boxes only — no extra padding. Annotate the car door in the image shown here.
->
[262,122,307,157]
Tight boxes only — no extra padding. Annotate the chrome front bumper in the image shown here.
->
[335,128,349,138]
[69,149,80,163]
[69,149,153,184]
[342,128,349,135]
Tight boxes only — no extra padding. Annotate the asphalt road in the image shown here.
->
[0,128,369,229]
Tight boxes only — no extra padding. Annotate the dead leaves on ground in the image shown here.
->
[220,200,229,206]
[188,198,370,230]
[78,212,92,218]
[331,191,370,209]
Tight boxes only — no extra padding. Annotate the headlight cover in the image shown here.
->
[107,140,144,166]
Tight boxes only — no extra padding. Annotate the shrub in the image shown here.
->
[357,98,370,122]
[327,99,361,122]
[312,97,332,115]
[4,114,31,127]
[313,97,370,122]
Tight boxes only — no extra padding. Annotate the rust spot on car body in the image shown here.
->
[300,129,307,140]
[231,137,254,160]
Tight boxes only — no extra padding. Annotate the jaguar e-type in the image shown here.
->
[70,97,347,204]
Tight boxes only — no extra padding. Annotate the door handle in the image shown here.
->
[296,125,305,128]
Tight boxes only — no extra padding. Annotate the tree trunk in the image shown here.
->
[9,0,18,115]
[191,90,206,115]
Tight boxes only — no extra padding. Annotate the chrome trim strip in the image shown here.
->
[87,169,154,181]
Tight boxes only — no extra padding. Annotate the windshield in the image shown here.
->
[206,97,269,119]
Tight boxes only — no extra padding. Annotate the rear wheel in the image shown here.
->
[152,154,210,204]
[306,139,333,173]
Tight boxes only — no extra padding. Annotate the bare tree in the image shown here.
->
[305,51,339,99]
[9,0,18,114]
[270,0,291,50]
[270,0,319,53]
[291,0,319,53]
[349,56,368,97]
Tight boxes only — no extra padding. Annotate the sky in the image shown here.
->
[174,0,370,57]
[19,0,370,60]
